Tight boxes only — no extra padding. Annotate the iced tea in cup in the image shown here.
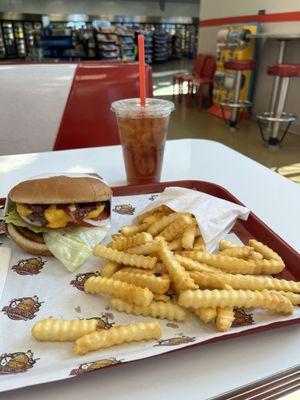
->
[111,98,174,185]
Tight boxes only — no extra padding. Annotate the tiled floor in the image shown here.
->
[152,59,300,183]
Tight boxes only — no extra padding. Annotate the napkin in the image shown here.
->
[138,187,250,252]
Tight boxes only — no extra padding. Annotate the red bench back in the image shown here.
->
[54,61,153,150]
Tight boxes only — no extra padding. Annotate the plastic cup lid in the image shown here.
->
[111,98,175,118]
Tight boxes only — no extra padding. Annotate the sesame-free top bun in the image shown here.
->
[8,176,112,204]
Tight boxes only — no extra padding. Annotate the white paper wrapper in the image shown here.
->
[138,187,250,252]
[0,192,299,393]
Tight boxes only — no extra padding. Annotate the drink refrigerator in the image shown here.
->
[2,21,17,58]
[13,21,26,57]
[0,24,5,59]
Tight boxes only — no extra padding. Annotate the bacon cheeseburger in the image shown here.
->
[5,175,111,271]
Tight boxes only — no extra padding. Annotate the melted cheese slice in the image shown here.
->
[86,204,105,219]
[16,204,32,217]
[17,203,105,229]
[44,205,71,228]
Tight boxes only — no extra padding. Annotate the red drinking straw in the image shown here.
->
[138,34,146,107]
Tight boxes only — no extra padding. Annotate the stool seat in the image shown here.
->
[267,64,300,77]
[224,60,255,71]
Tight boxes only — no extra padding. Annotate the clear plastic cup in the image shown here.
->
[111,98,174,185]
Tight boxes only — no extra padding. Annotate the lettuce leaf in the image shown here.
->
[4,208,52,233]
[44,226,109,272]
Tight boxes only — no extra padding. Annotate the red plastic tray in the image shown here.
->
[1,180,299,352]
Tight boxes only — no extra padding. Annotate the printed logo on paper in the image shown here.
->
[84,314,114,330]
[112,204,135,215]
[154,335,196,347]
[1,296,43,321]
[149,194,159,201]
[12,257,46,276]
[0,350,38,375]
[70,357,122,376]
[70,271,100,292]
[232,307,254,327]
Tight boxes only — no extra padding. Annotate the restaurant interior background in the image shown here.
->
[0,0,299,183]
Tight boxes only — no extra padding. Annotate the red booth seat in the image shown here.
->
[54,61,153,151]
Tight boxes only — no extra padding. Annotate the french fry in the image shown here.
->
[143,212,168,226]
[255,258,285,274]
[175,254,223,274]
[111,233,124,240]
[118,267,155,276]
[215,271,300,293]
[178,289,293,315]
[193,308,217,323]
[74,321,162,355]
[181,224,197,250]
[160,215,194,242]
[177,251,284,275]
[108,232,153,251]
[219,247,253,259]
[101,262,122,277]
[137,205,172,223]
[189,271,227,289]
[113,270,170,294]
[219,240,263,260]
[120,223,149,237]
[153,294,171,303]
[167,237,183,251]
[32,319,98,342]
[85,276,153,306]
[219,239,238,251]
[153,262,168,275]
[276,291,300,305]
[248,239,283,262]
[158,241,198,291]
[247,251,264,261]
[195,226,201,237]
[147,212,189,237]
[216,308,235,332]
[193,236,205,250]
[110,298,186,322]
[93,245,157,270]
[126,242,160,255]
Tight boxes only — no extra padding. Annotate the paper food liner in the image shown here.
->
[0,192,299,393]
[137,187,250,252]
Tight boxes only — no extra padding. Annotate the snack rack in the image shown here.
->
[208,23,258,120]
[117,32,135,61]
[144,31,153,64]
[96,29,120,61]
[153,29,168,62]
[172,31,183,59]
[80,25,96,59]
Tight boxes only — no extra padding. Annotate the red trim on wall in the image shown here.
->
[199,11,300,27]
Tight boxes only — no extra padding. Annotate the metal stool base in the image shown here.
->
[256,112,296,147]
[220,101,252,128]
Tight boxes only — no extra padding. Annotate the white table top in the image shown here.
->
[1,138,300,399]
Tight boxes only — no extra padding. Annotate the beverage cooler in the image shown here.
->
[0,24,5,59]
[24,22,42,55]
[0,20,42,59]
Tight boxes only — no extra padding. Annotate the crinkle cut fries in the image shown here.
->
[32,206,299,353]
